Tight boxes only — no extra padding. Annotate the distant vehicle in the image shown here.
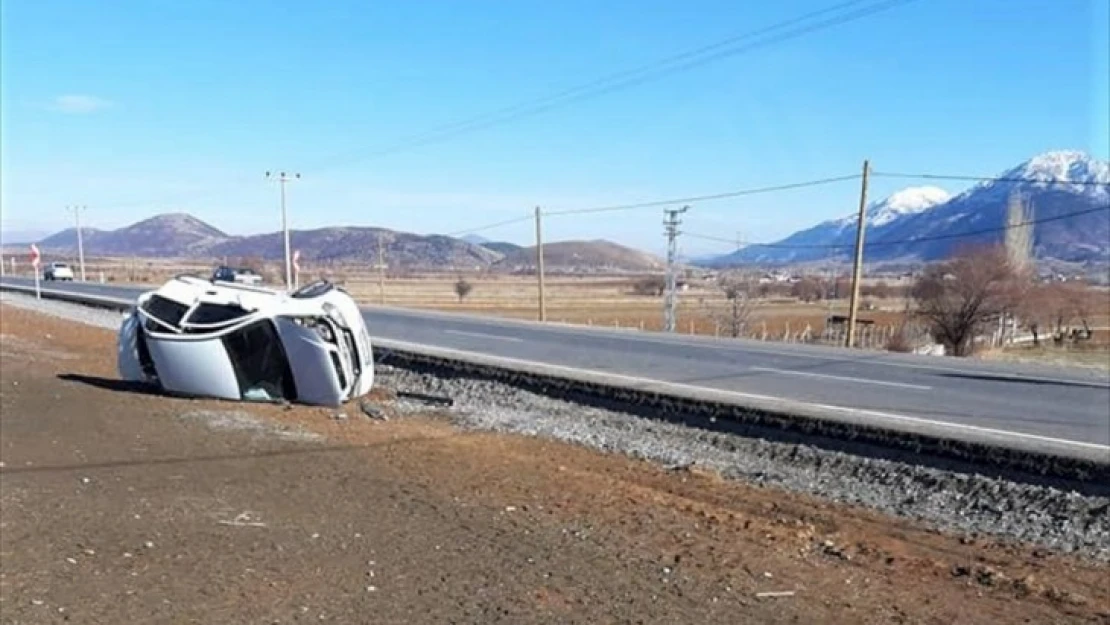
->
[43,262,75,281]
[117,276,374,406]
[211,265,264,286]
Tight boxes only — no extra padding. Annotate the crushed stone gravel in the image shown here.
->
[381,369,1110,561]
[6,289,1108,560]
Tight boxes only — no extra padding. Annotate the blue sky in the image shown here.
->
[2,0,1107,256]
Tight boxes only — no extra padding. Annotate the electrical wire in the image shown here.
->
[445,214,534,238]
[544,174,862,216]
[684,204,1110,251]
[872,171,1110,187]
[307,0,917,171]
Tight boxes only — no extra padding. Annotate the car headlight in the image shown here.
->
[321,302,347,328]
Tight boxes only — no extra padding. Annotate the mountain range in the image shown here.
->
[708,150,1109,266]
[29,214,663,272]
[13,150,1107,271]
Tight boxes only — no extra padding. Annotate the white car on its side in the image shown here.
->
[44,262,75,281]
[117,275,374,406]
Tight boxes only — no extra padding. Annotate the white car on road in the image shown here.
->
[44,262,75,281]
[117,275,374,406]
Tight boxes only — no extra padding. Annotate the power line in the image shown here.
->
[684,204,1110,251]
[445,214,533,238]
[50,1,915,215]
[545,174,862,216]
[307,0,916,171]
[872,171,1110,187]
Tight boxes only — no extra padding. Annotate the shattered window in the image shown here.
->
[188,303,250,325]
[221,320,296,401]
[142,295,189,331]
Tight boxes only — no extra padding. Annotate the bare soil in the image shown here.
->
[1,305,1108,624]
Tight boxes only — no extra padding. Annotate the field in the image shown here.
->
[6,254,1107,361]
[3,302,1109,623]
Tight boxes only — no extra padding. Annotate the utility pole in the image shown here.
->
[266,171,300,289]
[377,231,387,304]
[845,159,871,348]
[67,205,87,281]
[663,205,688,333]
[534,206,546,322]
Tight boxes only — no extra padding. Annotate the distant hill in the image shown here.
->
[494,240,664,273]
[480,241,523,255]
[707,150,1109,266]
[32,213,511,270]
[208,227,499,269]
[1,229,53,246]
[38,213,226,258]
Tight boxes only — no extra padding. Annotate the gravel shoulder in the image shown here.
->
[1,302,1109,624]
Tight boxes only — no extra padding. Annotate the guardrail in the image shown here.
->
[3,281,1108,490]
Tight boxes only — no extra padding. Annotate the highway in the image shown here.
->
[3,276,1109,448]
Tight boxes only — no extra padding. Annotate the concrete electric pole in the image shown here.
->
[534,206,546,322]
[266,171,300,290]
[67,205,87,282]
[377,230,387,304]
[663,205,688,333]
[845,160,871,348]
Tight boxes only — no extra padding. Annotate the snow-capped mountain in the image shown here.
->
[834,186,953,228]
[707,150,1109,266]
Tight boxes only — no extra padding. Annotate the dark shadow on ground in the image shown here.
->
[937,372,1110,390]
[58,373,163,396]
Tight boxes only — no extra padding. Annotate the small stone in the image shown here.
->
[65,557,77,565]
[143,541,155,549]
[358,400,389,421]
[330,412,348,421]
[366,586,377,592]
[80,477,91,484]
[83,549,96,556]
[123,552,133,558]
[504,506,516,512]
[31,599,43,606]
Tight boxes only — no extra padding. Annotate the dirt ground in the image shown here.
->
[1,305,1108,624]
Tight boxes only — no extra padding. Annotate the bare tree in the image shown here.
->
[631,275,666,296]
[911,245,1016,356]
[454,276,473,303]
[791,277,823,303]
[703,273,759,337]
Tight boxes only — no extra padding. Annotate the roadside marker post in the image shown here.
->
[29,244,41,299]
[292,249,301,290]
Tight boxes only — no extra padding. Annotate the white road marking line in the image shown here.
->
[444,329,523,342]
[377,338,1110,454]
[361,302,1110,385]
[748,367,932,390]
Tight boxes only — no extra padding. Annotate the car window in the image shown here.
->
[221,320,296,401]
[141,295,189,331]
[187,303,250,325]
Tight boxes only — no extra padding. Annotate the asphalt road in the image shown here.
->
[4,276,1109,447]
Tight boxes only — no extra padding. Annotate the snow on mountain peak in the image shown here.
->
[1015,150,1107,181]
[866,186,951,226]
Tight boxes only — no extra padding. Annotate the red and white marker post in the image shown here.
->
[292,249,301,290]
[29,244,41,299]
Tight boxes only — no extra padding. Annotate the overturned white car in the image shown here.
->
[118,276,374,406]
